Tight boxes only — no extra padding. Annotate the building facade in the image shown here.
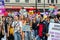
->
[4,0,60,10]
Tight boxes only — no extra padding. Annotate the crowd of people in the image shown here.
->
[0,4,60,40]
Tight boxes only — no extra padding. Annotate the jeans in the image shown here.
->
[34,30,38,37]
[36,35,45,40]
[25,31,31,40]
[14,32,21,40]
[30,30,38,40]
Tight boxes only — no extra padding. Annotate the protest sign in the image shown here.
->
[48,23,60,40]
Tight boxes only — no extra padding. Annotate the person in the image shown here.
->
[7,24,14,40]
[54,16,59,23]
[8,11,14,17]
[36,14,40,23]
[0,24,4,40]
[53,5,58,15]
[37,14,47,40]
[12,16,22,40]
[2,16,9,40]
[32,17,38,39]
[23,17,31,40]
[58,16,60,23]
[19,15,24,40]
[43,17,50,40]
[50,16,54,23]
[6,17,13,40]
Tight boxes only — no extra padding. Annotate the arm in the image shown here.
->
[7,24,10,37]
[19,22,23,35]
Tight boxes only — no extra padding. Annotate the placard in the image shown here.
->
[48,23,60,40]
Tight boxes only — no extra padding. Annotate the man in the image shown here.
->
[43,17,50,40]
[12,16,22,40]
[36,14,49,40]
[54,16,59,23]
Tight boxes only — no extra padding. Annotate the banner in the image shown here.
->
[0,0,5,16]
[48,23,60,40]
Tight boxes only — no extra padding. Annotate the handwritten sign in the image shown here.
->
[48,23,60,40]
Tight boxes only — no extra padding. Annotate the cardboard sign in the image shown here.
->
[48,23,60,40]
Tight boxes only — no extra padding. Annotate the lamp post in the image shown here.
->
[44,0,45,13]
[35,0,37,13]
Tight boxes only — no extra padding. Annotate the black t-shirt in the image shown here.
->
[32,22,38,30]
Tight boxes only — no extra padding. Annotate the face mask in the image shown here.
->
[50,19,54,23]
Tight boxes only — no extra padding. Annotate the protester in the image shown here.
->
[37,15,45,40]
[54,16,59,23]
[7,24,14,40]
[32,17,38,37]
[0,4,60,40]
[43,17,50,40]
[12,16,22,40]
[0,24,4,40]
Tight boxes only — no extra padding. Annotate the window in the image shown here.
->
[51,0,54,3]
[56,0,58,3]
[25,0,29,3]
[48,0,49,3]
[16,0,20,2]
[5,0,10,2]
[38,0,41,3]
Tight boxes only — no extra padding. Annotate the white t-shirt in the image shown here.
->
[12,21,22,33]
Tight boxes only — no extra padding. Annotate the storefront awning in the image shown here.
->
[5,6,36,10]
[5,6,22,9]
[24,7,36,10]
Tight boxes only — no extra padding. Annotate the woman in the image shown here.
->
[0,24,4,40]
[21,17,26,40]
[19,15,26,40]
[12,16,21,40]
[32,17,38,40]
[7,24,14,40]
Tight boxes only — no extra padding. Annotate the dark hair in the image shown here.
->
[40,14,43,18]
